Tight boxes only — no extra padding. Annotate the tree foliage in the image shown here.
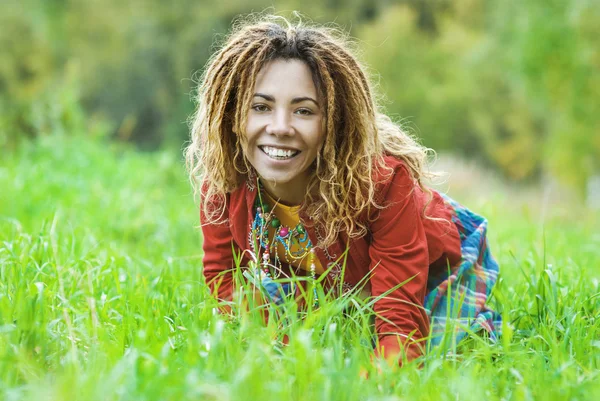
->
[1,0,598,192]
[360,0,599,190]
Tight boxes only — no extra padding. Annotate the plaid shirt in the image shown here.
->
[424,194,501,347]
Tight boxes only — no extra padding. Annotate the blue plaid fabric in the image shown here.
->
[261,274,294,305]
[243,268,294,306]
[424,195,501,348]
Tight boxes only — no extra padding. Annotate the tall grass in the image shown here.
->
[0,135,598,400]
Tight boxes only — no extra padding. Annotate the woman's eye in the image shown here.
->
[252,104,269,112]
[296,108,313,116]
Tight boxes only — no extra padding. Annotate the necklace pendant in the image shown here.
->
[278,226,289,238]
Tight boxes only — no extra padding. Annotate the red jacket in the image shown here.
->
[200,156,461,361]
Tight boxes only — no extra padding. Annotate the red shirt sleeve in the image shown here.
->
[369,163,430,363]
[200,194,236,302]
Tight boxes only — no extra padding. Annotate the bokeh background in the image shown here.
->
[2,0,599,204]
[1,3,599,399]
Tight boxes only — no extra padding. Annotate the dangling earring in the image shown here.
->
[247,165,258,191]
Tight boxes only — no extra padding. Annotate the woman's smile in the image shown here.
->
[258,145,301,160]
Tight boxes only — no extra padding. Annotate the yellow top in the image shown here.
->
[262,190,324,274]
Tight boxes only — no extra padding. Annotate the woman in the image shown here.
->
[185,16,500,365]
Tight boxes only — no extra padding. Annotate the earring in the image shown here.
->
[247,166,258,191]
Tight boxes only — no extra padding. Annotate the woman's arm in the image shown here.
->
[201,194,276,313]
[200,198,237,303]
[368,162,430,365]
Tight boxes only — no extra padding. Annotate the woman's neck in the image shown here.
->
[259,179,306,206]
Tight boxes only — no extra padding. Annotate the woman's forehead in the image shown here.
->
[253,59,318,100]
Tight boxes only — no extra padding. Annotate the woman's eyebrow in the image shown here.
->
[253,93,275,102]
[291,96,319,106]
[253,93,319,107]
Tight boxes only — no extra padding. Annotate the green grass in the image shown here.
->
[1,134,599,400]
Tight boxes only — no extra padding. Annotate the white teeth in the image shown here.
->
[262,146,297,159]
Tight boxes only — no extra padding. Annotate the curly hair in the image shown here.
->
[186,15,434,248]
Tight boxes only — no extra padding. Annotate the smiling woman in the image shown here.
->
[245,59,325,205]
[185,15,501,368]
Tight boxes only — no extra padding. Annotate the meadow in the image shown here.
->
[0,134,598,400]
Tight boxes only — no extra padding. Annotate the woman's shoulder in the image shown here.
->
[371,155,447,212]
[199,179,244,219]
[372,155,417,201]
[200,179,248,202]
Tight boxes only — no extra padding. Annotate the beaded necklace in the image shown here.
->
[249,181,319,307]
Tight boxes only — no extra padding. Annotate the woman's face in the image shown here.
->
[244,58,325,203]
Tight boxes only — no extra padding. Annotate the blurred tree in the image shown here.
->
[1,0,598,194]
[1,0,386,149]
[488,0,600,191]
[0,0,90,148]
[359,0,599,190]
[359,5,488,159]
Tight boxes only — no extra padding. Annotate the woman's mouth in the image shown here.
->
[259,145,300,160]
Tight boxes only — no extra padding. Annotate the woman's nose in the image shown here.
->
[265,110,293,136]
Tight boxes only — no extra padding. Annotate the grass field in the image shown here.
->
[1,135,599,400]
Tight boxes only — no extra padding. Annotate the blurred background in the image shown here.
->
[1,0,599,206]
